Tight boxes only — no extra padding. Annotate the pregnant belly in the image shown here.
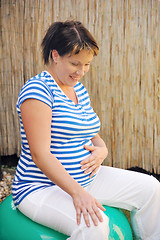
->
[50,139,95,186]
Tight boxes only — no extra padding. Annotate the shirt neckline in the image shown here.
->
[43,70,80,106]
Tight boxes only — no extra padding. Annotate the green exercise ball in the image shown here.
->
[0,195,133,240]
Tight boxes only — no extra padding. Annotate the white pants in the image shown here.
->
[18,166,160,240]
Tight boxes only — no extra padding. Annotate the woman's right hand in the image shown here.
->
[72,188,105,227]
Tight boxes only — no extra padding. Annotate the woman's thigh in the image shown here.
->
[18,185,109,239]
[87,166,157,211]
[18,186,78,236]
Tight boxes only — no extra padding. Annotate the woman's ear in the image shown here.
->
[51,50,59,63]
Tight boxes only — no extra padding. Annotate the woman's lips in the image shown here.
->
[70,75,79,81]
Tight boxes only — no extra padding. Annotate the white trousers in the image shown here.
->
[18,166,160,240]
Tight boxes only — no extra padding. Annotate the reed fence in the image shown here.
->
[0,0,160,173]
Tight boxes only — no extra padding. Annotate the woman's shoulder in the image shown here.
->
[17,71,54,108]
[23,71,52,87]
[19,71,55,95]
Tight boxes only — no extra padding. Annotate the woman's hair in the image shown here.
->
[41,20,99,64]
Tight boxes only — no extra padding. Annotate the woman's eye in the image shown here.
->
[71,62,78,66]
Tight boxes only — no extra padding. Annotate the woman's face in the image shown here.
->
[52,49,94,88]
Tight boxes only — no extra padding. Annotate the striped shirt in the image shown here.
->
[12,71,101,206]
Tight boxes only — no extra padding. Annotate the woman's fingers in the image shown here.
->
[77,204,105,227]
[83,203,104,227]
[80,155,95,166]
[87,208,98,226]
[96,200,106,212]
[81,146,104,174]
[73,190,105,227]
[76,208,81,225]
[89,167,99,178]
[82,208,91,227]
[84,144,96,151]
[92,205,104,223]
[81,159,95,171]
[81,161,99,177]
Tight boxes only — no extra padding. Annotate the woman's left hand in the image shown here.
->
[80,145,108,178]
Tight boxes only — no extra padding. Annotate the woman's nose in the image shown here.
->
[76,69,85,76]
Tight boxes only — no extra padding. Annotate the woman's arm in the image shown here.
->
[20,99,105,227]
[81,134,108,178]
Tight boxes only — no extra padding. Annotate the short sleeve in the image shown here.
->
[17,79,53,109]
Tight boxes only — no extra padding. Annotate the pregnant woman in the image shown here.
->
[12,20,160,240]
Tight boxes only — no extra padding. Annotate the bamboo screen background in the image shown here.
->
[1,0,160,173]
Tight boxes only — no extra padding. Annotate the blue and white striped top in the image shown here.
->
[12,71,101,206]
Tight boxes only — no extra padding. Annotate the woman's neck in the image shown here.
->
[47,65,78,105]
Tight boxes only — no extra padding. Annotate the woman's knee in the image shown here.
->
[93,217,109,239]
[149,176,160,200]
[145,175,160,195]
[139,175,160,206]
[83,214,109,240]
[70,213,109,240]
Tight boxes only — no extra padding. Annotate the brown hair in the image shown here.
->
[41,20,99,64]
